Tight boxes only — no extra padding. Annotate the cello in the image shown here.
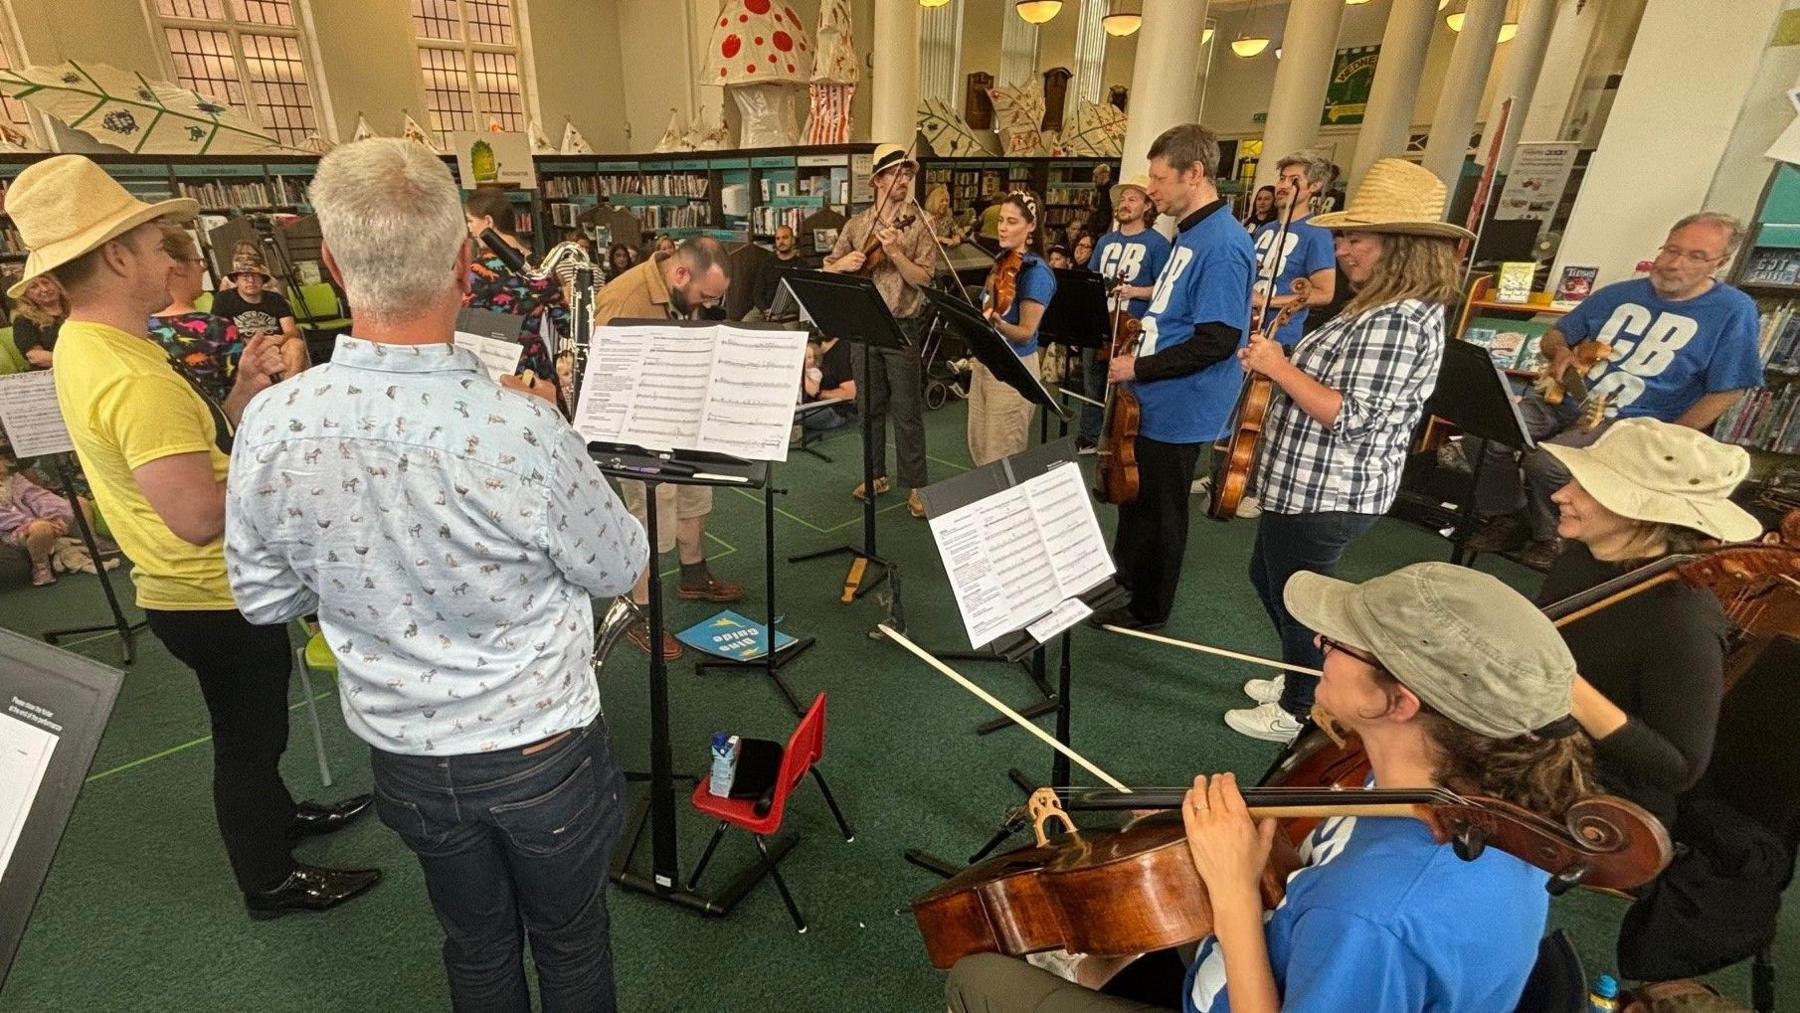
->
[1206,277,1309,520]
[1093,267,1143,505]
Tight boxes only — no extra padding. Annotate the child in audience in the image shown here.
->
[0,453,76,586]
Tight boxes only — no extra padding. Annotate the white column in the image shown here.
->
[1421,0,1507,190]
[1517,0,1604,144]
[1346,0,1436,188]
[999,9,1042,88]
[1554,0,1785,286]
[1118,0,1210,181]
[1477,0,1559,171]
[870,0,921,145]
[1071,0,1108,105]
[920,0,966,107]
[1252,0,1346,190]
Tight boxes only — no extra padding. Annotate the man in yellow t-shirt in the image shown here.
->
[10,154,380,918]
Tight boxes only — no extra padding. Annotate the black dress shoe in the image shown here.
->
[244,864,381,920]
[1085,606,1164,633]
[291,793,374,838]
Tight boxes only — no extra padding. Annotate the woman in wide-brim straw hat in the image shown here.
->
[1225,158,1477,745]
[1534,416,1764,828]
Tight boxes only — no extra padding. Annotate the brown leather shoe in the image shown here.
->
[626,619,684,660]
[677,573,743,603]
[852,476,892,501]
[907,489,926,519]
[1464,513,1530,553]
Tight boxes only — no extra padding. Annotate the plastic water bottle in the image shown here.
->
[1589,974,1620,1013]
[708,732,739,798]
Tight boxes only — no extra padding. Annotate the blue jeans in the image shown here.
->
[371,719,626,1013]
[1248,510,1381,717]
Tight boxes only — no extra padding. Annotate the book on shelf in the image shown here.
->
[1494,261,1536,304]
[1713,385,1800,454]
[1462,316,1552,371]
[1743,247,1800,287]
[1552,265,1596,307]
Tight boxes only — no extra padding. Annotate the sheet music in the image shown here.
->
[0,371,73,458]
[698,326,808,460]
[573,323,807,461]
[929,462,1115,649]
[451,331,525,382]
[0,709,58,882]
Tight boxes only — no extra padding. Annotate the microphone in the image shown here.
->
[479,227,529,275]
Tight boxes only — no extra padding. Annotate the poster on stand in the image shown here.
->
[449,131,537,189]
[1496,142,1579,223]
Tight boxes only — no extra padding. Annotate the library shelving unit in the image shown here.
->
[916,154,1122,237]
[1723,163,1800,468]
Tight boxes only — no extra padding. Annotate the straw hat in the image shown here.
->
[1543,418,1763,543]
[5,154,198,299]
[1110,173,1150,206]
[1310,158,1474,241]
[226,252,274,283]
[870,143,919,178]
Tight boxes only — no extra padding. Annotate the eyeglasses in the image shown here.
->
[1654,245,1726,265]
[1318,634,1382,669]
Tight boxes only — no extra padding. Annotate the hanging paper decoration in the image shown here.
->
[351,114,376,142]
[401,113,438,152]
[652,108,692,153]
[701,0,814,148]
[1059,101,1128,157]
[988,83,1050,157]
[805,0,855,144]
[0,61,281,154]
[0,122,34,152]
[528,119,556,154]
[560,120,594,155]
[688,114,730,151]
[300,133,332,154]
[917,96,998,158]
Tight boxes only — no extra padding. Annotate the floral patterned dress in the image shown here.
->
[466,250,566,380]
[148,311,243,403]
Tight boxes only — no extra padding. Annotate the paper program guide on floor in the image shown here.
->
[929,461,1114,649]
[572,322,808,462]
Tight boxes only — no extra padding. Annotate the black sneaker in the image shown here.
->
[1085,606,1164,633]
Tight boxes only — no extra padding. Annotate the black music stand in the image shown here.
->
[39,457,144,664]
[901,440,1126,879]
[591,450,791,915]
[1035,268,1111,445]
[1422,338,1537,565]
[781,271,909,602]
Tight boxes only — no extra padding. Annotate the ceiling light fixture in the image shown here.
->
[1445,1,1519,41]
[918,0,952,8]
[1102,1,1141,36]
[1014,0,1063,24]
[1232,0,1271,58]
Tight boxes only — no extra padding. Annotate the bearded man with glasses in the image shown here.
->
[1466,212,1764,568]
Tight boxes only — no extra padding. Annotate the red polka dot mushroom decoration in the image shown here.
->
[702,0,814,148]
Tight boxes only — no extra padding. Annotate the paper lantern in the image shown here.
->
[701,0,815,148]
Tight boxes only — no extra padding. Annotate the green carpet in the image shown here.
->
[2,399,1793,1012]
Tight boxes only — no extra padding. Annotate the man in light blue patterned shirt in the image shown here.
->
[224,139,646,1012]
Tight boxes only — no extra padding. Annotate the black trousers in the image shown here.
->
[144,608,298,894]
[1111,436,1204,625]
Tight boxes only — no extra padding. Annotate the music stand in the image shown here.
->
[780,271,909,602]
[1035,269,1111,444]
[923,288,1067,423]
[1422,338,1537,565]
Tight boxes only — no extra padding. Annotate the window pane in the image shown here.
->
[156,0,227,18]
[164,27,246,108]
[466,0,515,46]
[418,46,474,144]
[231,0,296,27]
[470,50,523,133]
[411,0,461,41]
[240,32,315,145]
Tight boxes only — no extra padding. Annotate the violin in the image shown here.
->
[857,211,918,275]
[1094,268,1143,505]
[912,783,1670,969]
[983,247,1023,320]
[1206,276,1310,521]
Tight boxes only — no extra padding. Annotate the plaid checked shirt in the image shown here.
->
[1255,298,1445,516]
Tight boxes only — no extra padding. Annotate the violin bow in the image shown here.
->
[1102,625,1322,676]
[878,624,1133,792]
[1250,173,1305,339]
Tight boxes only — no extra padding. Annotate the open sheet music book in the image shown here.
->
[928,461,1114,649]
[572,321,808,462]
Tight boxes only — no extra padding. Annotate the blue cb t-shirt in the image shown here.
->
[1556,277,1762,421]
[1183,813,1549,1013]
[1133,206,1255,444]
[1251,217,1335,346]
[984,251,1056,358]
[1089,227,1173,318]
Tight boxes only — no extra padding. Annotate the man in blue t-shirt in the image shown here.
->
[1249,152,1337,347]
[1079,174,1172,449]
[1087,124,1254,631]
[1470,212,1763,566]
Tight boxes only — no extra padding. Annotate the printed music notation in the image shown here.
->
[572,323,808,461]
[928,462,1114,649]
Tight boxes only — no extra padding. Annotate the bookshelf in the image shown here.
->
[916,154,1123,237]
[1721,164,1800,466]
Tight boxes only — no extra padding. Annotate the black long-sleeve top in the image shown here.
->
[1537,542,1731,826]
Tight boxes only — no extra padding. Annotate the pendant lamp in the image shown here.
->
[1014,0,1063,24]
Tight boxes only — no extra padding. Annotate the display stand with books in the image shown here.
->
[573,317,808,915]
[897,439,1126,879]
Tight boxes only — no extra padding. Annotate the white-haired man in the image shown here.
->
[10,154,375,919]
[225,139,647,1010]
[1468,212,1763,568]
[1250,151,1337,347]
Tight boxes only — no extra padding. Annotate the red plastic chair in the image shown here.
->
[688,693,854,932]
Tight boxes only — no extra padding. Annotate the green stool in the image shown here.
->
[292,625,337,787]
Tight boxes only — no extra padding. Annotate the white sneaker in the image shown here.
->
[1235,495,1262,519]
[1190,475,1212,496]
[1224,701,1302,743]
[1242,675,1284,705]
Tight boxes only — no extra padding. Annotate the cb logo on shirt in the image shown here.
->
[1583,303,1699,413]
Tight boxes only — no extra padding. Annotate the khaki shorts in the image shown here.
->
[618,480,713,554]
